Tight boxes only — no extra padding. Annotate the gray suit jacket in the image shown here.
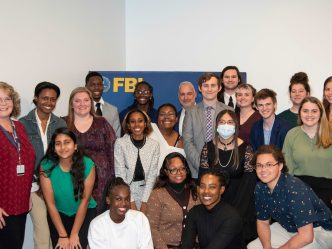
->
[102,101,121,138]
[183,101,232,178]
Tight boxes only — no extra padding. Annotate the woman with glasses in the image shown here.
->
[114,109,160,214]
[283,96,332,210]
[119,81,158,123]
[150,103,185,169]
[199,109,257,242]
[146,152,199,249]
[0,82,35,249]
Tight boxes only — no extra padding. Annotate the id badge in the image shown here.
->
[17,164,25,176]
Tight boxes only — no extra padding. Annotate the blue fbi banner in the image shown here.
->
[98,71,247,113]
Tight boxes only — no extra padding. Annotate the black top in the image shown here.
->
[132,137,145,181]
[180,201,245,249]
[199,141,257,241]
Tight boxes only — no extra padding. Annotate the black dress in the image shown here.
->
[199,141,257,242]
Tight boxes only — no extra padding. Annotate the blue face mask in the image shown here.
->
[217,124,235,139]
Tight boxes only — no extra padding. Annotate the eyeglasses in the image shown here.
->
[255,162,278,169]
[0,97,13,104]
[159,113,176,118]
[135,90,150,95]
[167,167,187,175]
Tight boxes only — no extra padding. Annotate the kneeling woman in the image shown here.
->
[88,177,153,249]
[147,152,199,249]
[40,127,96,249]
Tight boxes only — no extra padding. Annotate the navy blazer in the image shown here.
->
[250,116,291,151]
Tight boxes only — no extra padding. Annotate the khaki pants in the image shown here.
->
[30,192,52,249]
[247,222,332,249]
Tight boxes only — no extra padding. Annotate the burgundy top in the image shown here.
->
[68,117,116,205]
[237,111,261,144]
[0,120,35,215]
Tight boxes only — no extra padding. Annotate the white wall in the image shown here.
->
[0,1,125,248]
[0,0,126,117]
[126,0,332,112]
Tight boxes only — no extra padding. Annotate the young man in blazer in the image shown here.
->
[183,72,232,178]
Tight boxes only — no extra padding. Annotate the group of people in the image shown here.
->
[0,66,331,249]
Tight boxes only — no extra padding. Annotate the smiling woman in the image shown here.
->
[283,96,332,210]
[88,177,153,249]
[114,109,160,213]
[63,87,116,211]
[0,82,35,249]
[19,81,67,249]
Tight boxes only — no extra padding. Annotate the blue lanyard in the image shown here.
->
[0,119,21,164]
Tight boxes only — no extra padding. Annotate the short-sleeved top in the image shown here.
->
[255,173,332,233]
[41,156,97,216]
[278,109,299,129]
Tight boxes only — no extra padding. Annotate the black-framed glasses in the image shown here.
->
[167,167,187,175]
[255,162,279,169]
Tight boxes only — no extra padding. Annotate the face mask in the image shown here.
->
[217,124,235,139]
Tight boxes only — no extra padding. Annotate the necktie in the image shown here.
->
[206,106,213,142]
[228,96,234,108]
[96,103,102,116]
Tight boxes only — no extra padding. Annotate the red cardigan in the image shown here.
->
[0,120,35,215]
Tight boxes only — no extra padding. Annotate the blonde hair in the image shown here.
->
[299,96,332,148]
[0,82,21,118]
[67,87,96,130]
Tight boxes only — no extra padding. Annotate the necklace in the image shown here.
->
[130,135,146,149]
[219,138,234,151]
[218,149,234,168]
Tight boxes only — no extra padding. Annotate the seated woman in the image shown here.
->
[149,103,185,169]
[119,81,158,123]
[278,72,310,128]
[283,96,332,210]
[235,83,261,144]
[88,177,153,249]
[114,109,160,213]
[181,168,245,249]
[39,127,96,249]
[199,109,257,242]
[323,76,332,122]
[146,152,199,249]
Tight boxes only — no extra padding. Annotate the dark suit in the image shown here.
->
[249,115,291,151]
[218,92,240,113]
[183,101,232,178]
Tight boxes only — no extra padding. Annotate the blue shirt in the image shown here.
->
[255,173,332,233]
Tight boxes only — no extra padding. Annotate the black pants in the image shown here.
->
[0,212,27,249]
[47,208,96,249]
[297,175,332,210]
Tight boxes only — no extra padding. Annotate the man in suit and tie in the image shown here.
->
[85,71,121,137]
[177,81,197,136]
[183,72,232,178]
[217,65,242,112]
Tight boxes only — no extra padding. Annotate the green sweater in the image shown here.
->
[42,156,97,216]
[282,127,332,178]
[278,109,299,128]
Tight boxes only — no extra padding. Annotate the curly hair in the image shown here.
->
[39,127,86,201]
[0,82,21,118]
[154,152,197,200]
